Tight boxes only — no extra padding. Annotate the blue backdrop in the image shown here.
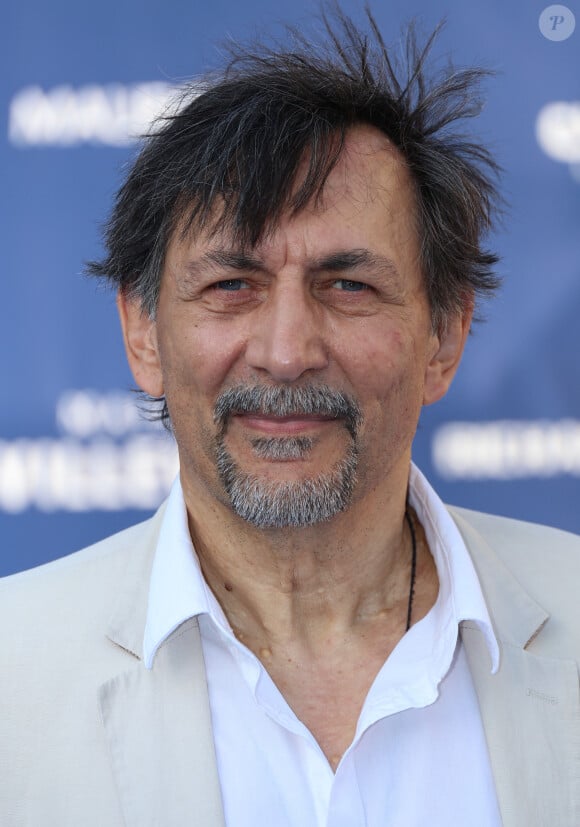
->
[2,0,579,575]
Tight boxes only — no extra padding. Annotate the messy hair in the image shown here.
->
[88,4,501,334]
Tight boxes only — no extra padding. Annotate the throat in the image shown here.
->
[221,510,437,770]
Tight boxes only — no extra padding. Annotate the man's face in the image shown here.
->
[120,125,470,528]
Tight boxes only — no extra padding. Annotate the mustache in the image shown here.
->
[213,384,362,438]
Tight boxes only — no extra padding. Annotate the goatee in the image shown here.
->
[213,384,361,528]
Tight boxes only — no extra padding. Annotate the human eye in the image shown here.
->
[211,278,248,291]
[202,276,261,313]
[316,275,380,316]
[332,279,369,292]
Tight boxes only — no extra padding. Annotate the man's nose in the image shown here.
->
[244,284,329,382]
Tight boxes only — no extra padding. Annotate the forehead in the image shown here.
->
[307,124,415,205]
[169,124,419,262]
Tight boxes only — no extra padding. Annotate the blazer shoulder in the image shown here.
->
[0,505,165,620]
[447,505,580,563]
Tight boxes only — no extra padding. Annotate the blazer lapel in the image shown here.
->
[451,508,580,827]
[98,508,226,827]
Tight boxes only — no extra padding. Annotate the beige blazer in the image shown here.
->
[1,504,579,826]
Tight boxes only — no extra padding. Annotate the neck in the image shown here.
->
[181,466,435,653]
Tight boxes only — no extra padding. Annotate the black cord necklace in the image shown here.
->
[404,508,417,632]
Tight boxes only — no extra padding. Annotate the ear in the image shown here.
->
[422,303,473,406]
[117,291,164,398]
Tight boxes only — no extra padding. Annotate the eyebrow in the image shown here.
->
[310,249,400,281]
[183,247,401,282]
[184,250,262,278]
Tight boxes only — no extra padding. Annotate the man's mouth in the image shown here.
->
[213,384,362,440]
[233,412,338,435]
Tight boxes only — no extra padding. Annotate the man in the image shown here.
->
[1,8,579,826]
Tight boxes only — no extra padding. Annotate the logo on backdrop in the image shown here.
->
[0,391,178,513]
[8,82,181,147]
[539,5,576,41]
[536,100,580,182]
[432,420,580,479]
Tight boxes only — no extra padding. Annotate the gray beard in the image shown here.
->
[215,435,358,528]
[212,384,362,529]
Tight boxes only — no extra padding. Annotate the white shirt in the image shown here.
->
[144,464,503,826]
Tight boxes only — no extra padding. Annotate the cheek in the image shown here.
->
[159,314,247,402]
[341,325,427,436]
[157,322,243,472]
[343,326,409,394]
